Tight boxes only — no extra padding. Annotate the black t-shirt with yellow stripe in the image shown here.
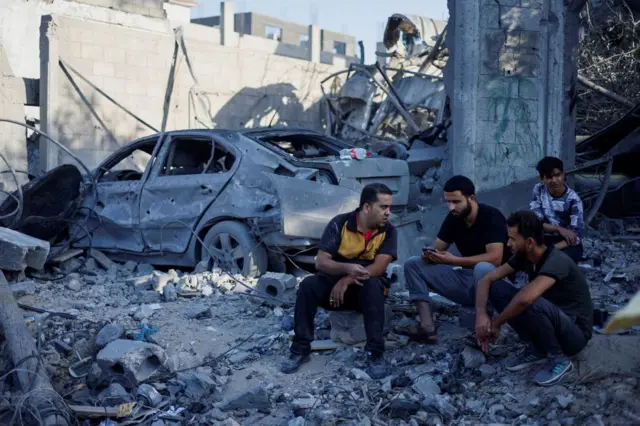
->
[318,210,398,267]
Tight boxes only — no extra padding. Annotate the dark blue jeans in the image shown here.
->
[489,280,591,357]
[290,273,386,356]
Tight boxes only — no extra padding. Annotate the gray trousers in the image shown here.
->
[404,257,496,307]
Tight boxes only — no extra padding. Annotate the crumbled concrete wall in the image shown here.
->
[70,0,165,19]
[39,14,349,169]
[0,47,28,191]
[446,0,582,191]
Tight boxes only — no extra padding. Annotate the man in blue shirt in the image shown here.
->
[530,157,584,263]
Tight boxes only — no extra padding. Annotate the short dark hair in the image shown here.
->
[507,211,544,245]
[360,183,392,208]
[536,156,564,178]
[443,175,475,197]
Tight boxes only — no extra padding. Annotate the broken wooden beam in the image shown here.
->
[0,270,69,425]
[0,227,50,271]
[68,402,136,419]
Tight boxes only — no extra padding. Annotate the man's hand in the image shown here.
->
[329,278,352,308]
[489,320,501,343]
[425,250,459,266]
[557,227,577,245]
[475,311,492,353]
[344,264,370,281]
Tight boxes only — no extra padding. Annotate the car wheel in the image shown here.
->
[201,221,268,278]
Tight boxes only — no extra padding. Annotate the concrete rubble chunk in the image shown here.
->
[462,346,486,369]
[176,368,217,399]
[412,375,441,397]
[96,323,125,348]
[154,273,175,293]
[65,276,83,291]
[10,280,37,298]
[0,227,50,271]
[97,339,174,386]
[479,363,497,378]
[350,368,372,380]
[255,272,297,306]
[292,397,319,410]
[123,260,138,272]
[136,263,155,275]
[289,417,306,426]
[127,274,155,290]
[134,304,161,320]
[97,383,133,405]
[163,283,178,302]
[89,249,116,270]
[220,386,270,411]
[186,305,212,320]
[330,305,392,345]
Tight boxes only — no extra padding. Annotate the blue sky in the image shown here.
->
[192,0,449,62]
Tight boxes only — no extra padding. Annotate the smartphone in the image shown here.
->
[422,245,437,253]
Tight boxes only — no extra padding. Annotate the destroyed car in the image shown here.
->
[73,128,412,277]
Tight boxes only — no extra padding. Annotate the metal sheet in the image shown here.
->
[329,158,411,205]
[267,174,360,240]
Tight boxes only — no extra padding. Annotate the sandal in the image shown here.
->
[394,324,438,344]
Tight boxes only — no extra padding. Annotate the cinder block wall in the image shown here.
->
[0,47,29,190]
[39,14,347,169]
[71,0,165,19]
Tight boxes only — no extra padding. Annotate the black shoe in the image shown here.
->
[280,353,311,374]
[366,352,390,380]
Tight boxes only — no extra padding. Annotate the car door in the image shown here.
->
[86,136,163,252]
[138,132,239,253]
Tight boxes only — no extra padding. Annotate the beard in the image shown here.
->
[456,198,472,220]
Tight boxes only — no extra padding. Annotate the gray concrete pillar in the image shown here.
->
[445,0,583,191]
[39,15,60,172]
[309,25,321,63]
[220,1,236,46]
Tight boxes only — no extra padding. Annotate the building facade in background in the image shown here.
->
[192,12,357,58]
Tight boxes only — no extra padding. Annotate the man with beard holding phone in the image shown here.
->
[401,175,509,344]
[280,183,397,379]
[475,211,593,386]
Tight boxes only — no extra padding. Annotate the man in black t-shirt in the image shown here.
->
[475,211,593,386]
[402,175,509,343]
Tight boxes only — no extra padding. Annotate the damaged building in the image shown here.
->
[0,1,638,425]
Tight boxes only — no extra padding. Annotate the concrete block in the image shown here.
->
[519,30,540,48]
[480,5,500,30]
[515,122,540,154]
[97,339,174,387]
[0,227,50,271]
[494,98,538,122]
[475,143,534,169]
[480,75,519,98]
[517,77,538,100]
[329,305,393,345]
[81,44,104,61]
[477,120,516,145]
[500,6,542,32]
[256,272,297,302]
[93,62,115,77]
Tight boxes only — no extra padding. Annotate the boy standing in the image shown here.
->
[530,157,584,263]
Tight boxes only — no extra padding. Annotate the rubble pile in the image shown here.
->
[0,233,638,425]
